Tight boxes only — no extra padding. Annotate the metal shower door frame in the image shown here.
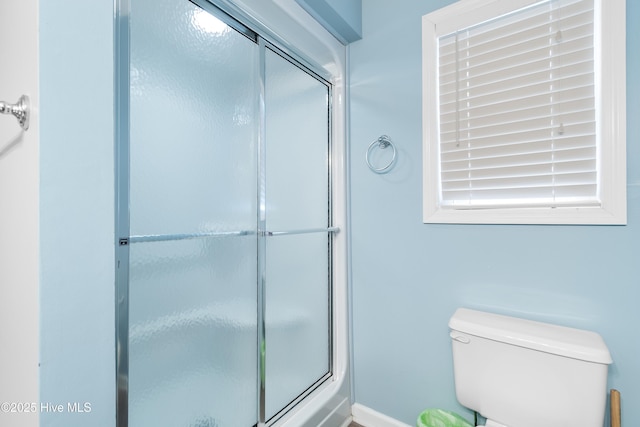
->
[114,1,337,426]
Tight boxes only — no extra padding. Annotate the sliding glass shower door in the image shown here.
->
[125,0,259,426]
[263,48,332,421]
[116,1,334,426]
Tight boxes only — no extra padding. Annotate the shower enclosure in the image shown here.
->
[115,0,349,426]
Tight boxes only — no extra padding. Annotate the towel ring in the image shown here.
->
[366,135,396,173]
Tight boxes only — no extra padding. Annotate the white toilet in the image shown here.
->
[449,308,612,427]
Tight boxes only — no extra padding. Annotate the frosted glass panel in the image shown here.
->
[264,233,330,420]
[263,48,332,420]
[125,2,333,424]
[129,237,257,427]
[265,49,330,231]
[130,0,257,237]
[128,0,258,425]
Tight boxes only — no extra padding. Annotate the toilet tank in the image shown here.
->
[449,308,612,427]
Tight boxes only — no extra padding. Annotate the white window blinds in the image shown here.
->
[437,0,596,209]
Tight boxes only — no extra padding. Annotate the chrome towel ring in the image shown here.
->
[0,95,30,131]
[366,135,396,173]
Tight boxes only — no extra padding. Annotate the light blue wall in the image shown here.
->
[39,0,115,425]
[295,0,362,44]
[349,0,639,425]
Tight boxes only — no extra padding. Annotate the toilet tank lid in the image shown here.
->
[449,308,612,364]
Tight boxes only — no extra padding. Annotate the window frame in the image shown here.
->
[422,0,626,225]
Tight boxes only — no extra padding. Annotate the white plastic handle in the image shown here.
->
[450,332,471,344]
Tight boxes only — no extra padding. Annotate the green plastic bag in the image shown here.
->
[416,409,473,427]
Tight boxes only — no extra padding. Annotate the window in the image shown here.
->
[422,0,626,224]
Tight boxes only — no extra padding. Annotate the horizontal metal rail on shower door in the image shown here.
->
[127,230,252,244]
[125,227,340,244]
[264,227,340,237]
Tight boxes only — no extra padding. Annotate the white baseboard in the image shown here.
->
[351,403,412,427]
